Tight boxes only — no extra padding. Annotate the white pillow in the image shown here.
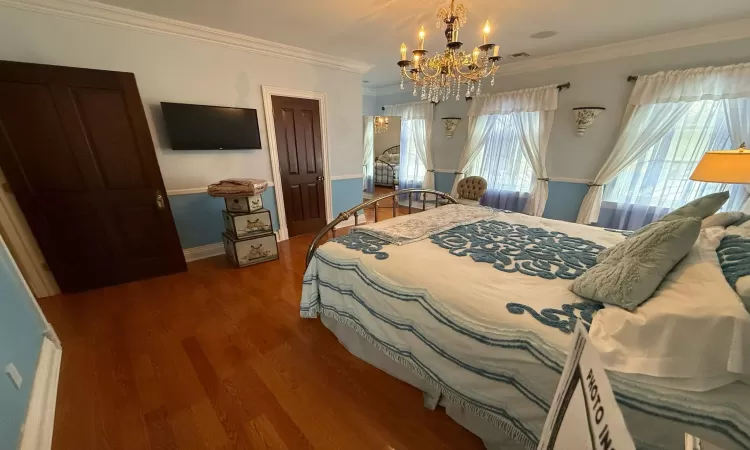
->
[390,153,400,164]
[379,153,392,163]
[702,211,745,228]
[589,228,750,391]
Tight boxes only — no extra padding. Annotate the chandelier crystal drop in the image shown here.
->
[374,116,389,133]
[397,0,501,102]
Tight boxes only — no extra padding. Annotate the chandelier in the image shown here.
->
[374,116,389,133]
[397,0,501,102]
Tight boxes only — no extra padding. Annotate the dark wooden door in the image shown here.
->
[0,61,186,293]
[271,96,326,237]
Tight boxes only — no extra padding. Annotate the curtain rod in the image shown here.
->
[379,82,572,106]
[627,76,638,82]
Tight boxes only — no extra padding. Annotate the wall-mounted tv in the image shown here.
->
[161,102,262,150]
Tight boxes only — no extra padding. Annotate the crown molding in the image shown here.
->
[373,17,750,94]
[0,0,374,74]
[496,17,750,77]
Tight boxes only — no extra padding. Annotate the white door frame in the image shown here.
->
[261,86,333,241]
[0,171,59,298]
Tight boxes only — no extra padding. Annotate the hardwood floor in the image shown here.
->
[39,233,482,450]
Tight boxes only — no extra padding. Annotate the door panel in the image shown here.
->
[299,109,317,174]
[71,87,147,190]
[0,61,186,293]
[0,82,86,193]
[272,96,326,237]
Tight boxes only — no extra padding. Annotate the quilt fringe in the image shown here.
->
[317,307,537,450]
[300,305,320,319]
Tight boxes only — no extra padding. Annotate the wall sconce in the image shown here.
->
[442,117,461,139]
[572,107,605,136]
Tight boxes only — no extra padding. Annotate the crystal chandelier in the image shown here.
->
[397,0,501,102]
[374,116,389,133]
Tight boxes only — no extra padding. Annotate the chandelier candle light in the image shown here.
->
[374,116,389,134]
[398,0,501,102]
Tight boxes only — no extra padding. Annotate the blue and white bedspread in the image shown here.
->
[301,208,750,450]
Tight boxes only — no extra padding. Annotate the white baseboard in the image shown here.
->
[183,242,224,262]
[20,337,62,450]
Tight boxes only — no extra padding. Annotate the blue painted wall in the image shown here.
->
[434,172,456,195]
[0,238,46,447]
[542,181,590,222]
[169,179,364,249]
[433,174,589,223]
[169,189,279,248]
[332,178,365,217]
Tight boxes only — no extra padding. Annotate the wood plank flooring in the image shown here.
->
[39,232,482,449]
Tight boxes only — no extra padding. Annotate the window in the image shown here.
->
[600,101,747,229]
[398,118,427,191]
[466,113,536,211]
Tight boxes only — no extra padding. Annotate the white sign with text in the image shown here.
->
[538,323,636,450]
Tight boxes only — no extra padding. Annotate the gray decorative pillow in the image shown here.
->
[572,218,701,311]
[596,220,662,263]
[659,191,729,222]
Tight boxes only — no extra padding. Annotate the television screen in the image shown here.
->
[161,102,262,150]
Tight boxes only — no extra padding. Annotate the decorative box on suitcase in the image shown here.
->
[222,209,273,238]
[222,232,279,267]
[224,195,263,213]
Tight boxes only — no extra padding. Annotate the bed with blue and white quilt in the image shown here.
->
[301,205,750,450]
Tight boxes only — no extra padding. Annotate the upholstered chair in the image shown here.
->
[456,176,487,206]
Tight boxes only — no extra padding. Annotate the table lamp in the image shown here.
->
[690,143,750,184]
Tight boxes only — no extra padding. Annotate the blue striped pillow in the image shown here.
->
[716,233,750,309]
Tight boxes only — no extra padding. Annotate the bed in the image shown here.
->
[374,145,399,187]
[301,190,750,450]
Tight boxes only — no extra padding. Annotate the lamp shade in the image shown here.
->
[690,147,750,184]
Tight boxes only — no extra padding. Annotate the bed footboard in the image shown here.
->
[305,189,457,266]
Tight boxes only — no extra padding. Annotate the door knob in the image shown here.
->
[316,175,324,181]
[155,191,165,210]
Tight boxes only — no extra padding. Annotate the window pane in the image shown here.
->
[470,113,534,194]
[603,100,746,219]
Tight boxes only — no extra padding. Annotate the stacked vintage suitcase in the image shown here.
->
[221,193,279,267]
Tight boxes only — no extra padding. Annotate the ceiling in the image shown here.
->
[96,0,750,86]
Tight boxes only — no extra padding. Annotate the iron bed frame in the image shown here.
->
[305,188,457,266]
[373,145,400,187]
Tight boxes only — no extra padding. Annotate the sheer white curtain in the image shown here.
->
[724,97,750,211]
[577,63,750,226]
[451,85,558,215]
[599,101,746,229]
[383,101,434,190]
[362,116,374,194]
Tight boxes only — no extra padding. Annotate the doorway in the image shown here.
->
[262,87,332,241]
[362,115,406,221]
[0,61,186,293]
[270,95,327,238]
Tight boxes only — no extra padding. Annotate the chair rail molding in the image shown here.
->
[166,183,274,197]
[331,174,364,181]
[0,0,373,74]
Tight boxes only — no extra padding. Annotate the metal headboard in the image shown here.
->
[305,188,457,267]
[383,145,400,155]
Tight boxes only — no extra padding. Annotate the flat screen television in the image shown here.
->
[161,102,262,150]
